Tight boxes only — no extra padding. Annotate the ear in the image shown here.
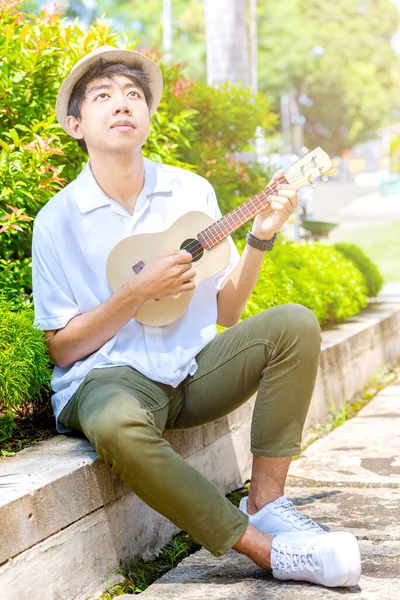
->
[65,115,84,140]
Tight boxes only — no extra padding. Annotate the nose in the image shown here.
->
[112,91,132,115]
[113,101,132,115]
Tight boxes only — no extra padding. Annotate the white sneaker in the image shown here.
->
[271,531,361,587]
[239,495,326,535]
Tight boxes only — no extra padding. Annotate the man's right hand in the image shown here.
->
[45,249,196,370]
[134,248,196,302]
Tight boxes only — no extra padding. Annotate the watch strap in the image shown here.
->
[246,230,277,251]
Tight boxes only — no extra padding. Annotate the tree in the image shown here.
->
[298,0,400,154]
[22,0,400,153]
[256,0,312,98]
[21,0,208,79]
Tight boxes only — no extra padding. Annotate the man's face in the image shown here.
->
[66,74,151,155]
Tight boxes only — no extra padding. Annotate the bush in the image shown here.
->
[0,412,16,446]
[0,297,52,428]
[164,72,277,218]
[237,239,368,326]
[333,243,384,298]
[0,1,276,303]
[0,256,33,309]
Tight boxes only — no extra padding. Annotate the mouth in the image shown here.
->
[111,125,135,131]
[112,125,135,131]
[111,122,136,130]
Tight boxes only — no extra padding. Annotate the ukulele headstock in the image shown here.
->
[285,147,332,188]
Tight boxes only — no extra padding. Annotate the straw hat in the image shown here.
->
[55,45,163,134]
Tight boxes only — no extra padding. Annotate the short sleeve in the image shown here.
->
[206,184,241,292]
[32,222,80,331]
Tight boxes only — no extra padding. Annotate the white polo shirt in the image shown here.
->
[32,157,240,432]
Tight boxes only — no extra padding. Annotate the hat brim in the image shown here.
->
[55,46,163,135]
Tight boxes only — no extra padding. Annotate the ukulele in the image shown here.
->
[106,147,332,327]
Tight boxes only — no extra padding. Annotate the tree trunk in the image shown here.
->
[204,0,250,87]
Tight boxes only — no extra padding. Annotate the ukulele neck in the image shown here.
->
[197,175,287,250]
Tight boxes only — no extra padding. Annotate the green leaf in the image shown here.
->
[4,129,21,145]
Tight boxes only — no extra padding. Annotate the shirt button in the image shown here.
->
[150,335,156,341]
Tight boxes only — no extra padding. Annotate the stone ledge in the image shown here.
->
[308,299,400,429]
[0,299,399,599]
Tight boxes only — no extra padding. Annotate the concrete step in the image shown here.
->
[141,382,400,599]
[0,298,399,600]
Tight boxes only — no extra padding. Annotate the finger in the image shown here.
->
[269,202,292,214]
[180,249,193,258]
[181,280,196,291]
[268,196,293,214]
[270,169,285,183]
[257,206,274,218]
[276,183,298,192]
[179,260,195,271]
[173,250,193,264]
[276,189,298,210]
[180,266,196,278]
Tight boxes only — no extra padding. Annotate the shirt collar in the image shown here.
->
[144,157,173,197]
[75,157,172,215]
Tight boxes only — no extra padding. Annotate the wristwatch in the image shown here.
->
[246,230,277,251]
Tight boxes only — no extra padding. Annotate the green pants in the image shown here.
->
[59,304,321,556]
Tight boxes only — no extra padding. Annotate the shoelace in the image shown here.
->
[275,543,319,574]
[278,499,322,532]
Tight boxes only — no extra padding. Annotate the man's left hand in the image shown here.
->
[251,169,298,241]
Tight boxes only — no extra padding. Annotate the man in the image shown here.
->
[32,45,361,588]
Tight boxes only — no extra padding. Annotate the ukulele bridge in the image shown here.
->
[132,260,145,274]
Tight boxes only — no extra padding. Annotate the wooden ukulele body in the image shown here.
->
[106,211,231,326]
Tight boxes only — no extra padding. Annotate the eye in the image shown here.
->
[94,90,141,100]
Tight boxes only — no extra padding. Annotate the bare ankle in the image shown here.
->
[246,455,290,515]
[246,493,281,515]
[233,524,273,570]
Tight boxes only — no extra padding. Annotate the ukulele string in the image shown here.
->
[179,158,324,258]
[145,159,327,321]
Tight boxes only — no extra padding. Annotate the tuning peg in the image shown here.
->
[301,146,309,156]
[318,166,329,182]
[290,154,299,163]
[307,175,317,188]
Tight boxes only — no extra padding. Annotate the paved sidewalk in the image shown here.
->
[135,376,400,600]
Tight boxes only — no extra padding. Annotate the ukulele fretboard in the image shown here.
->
[197,176,287,249]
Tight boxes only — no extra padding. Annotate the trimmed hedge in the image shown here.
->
[333,243,384,298]
[238,239,368,326]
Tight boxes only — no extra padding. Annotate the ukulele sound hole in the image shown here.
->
[180,238,204,263]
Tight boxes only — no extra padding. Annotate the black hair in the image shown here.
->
[67,58,154,154]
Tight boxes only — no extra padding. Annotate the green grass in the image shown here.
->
[98,533,202,598]
[328,221,400,282]
[300,363,399,454]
